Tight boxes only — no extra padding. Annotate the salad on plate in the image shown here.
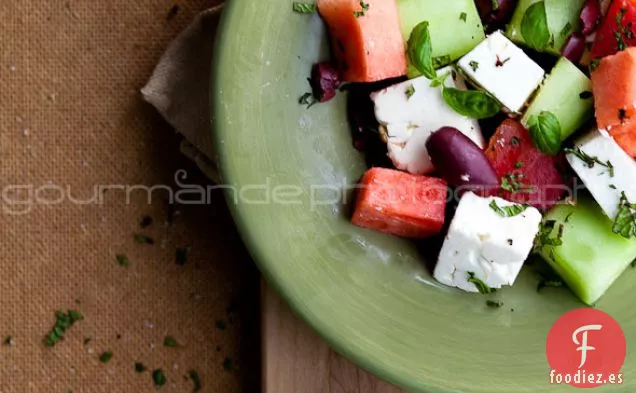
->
[294,0,636,306]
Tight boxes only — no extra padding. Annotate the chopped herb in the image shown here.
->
[299,92,317,109]
[353,1,369,17]
[189,370,202,392]
[467,272,497,294]
[533,220,564,253]
[507,239,514,246]
[83,337,91,345]
[619,108,629,123]
[405,84,415,99]
[216,320,227,330]
[432,55,452,68]
[153,369,167,387]
[292,2,317,13]
[590,58,601,71]
[537,279,563,292]
[176,247,188,266]
[612,192,636,238]
[460,12,467,22]
[135,362,147,373]
[510,136,520,146]
[501,173,534,194]
[139,215,153,228]
[559,22,573,38]
[514,161,524,169]
[3,336,13,346]
[491,0,499,10]
[486,300,504,308]
[166,4,179,21]
[579,91,593,100]
[614,8,631,51]
[116,254,130,267]
[164,336,179,348]
[610,184,618,190]
[495,56,511,67]
[564,212,574,223]
[489,200,528,217]
[134,233,154,245]
[45,310,83,347]
[223,357,234,371]
[99,351,113,363]
[564,147,615,177]
[469,60,479,72]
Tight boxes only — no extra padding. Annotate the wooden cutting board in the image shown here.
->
[261,282,408,393]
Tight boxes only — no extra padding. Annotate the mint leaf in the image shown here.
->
[521,1,551,51]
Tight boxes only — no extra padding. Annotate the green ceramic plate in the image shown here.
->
[211,2,634,391]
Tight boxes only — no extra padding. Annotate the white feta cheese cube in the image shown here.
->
[457,30,545,113]
[371,66,484,175]
[433,192,542,293]
[566,129,636,219]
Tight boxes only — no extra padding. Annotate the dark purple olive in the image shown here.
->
[561,33,586,63]
[475,0,518,27]
[580,0,602,36]
[310,62,340,103]
[425,127,499,193]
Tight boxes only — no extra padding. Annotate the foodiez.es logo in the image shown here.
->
[546,308,626,388]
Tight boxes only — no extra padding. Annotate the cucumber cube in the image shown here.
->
[521,57,594,141]
[506,0,586,56]
[538,196,636,305]
[398,0,485,69]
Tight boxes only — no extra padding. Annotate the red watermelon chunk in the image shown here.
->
[483,119,569,210]
[351,168,448,238]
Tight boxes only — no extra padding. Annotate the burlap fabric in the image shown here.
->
[0,2,259,392]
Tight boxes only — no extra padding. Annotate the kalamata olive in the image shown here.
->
[580,0,602,36]
[425,127,499,193]
[561,33,586,63]
[475,0,518,28]
[310,62,341,102]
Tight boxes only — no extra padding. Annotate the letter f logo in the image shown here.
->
[572,324,603,368]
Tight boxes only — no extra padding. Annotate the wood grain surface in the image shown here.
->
[262,283,407,393]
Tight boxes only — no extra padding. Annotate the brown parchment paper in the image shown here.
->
[0,1,260,392]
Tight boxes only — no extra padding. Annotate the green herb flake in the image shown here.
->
[514,161,524,169]
[486,300,504,308]
[579,91,593,100]
[537,279,563,292]
[533,220,564,253]
[527,111,562,156]
[153,369,167,387]
[134,233,155,245]
[223,357,234,371]
[116,254,130,267]
[353,1,369,17]
[467,272,497,294]
[432,55,451,68]
[590,58,602,72]
[614,8,630,52]
[135,362,147,373]
[176,247,188,266]
[489,200,529,217]
[610,184,618,190]
[510,136,520,146]
[216,320,227,331]
[564,212,574,223]
[3,336,13,346]
[164,336,179,348]
[501,173,534,194]
[292,2,317,14]
[407,21,436,80]
[521,1,551,51]
[139,215,153,228]
[469,60,479,72]
[559,22,573,38]
[460,12,467,22]
[83,337,91,345]
[564,147,615,177]
[491,0,500,10]
[99,351,113,364]
[612,192,636,238]
[45,310,84,347]
[189,370,202,392]
[405,84,416,100]
[299,92,317,109]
